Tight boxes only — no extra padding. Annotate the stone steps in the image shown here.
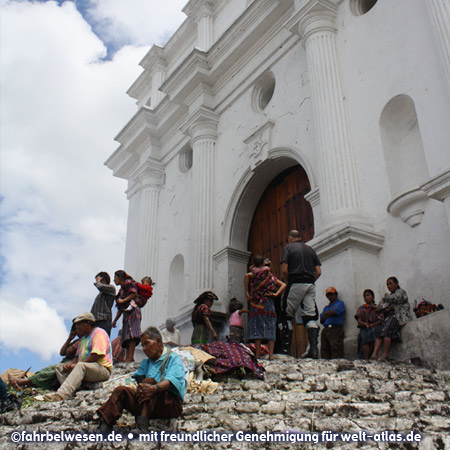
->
[0,356,449,449]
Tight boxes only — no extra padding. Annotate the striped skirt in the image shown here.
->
[121,307,142,348]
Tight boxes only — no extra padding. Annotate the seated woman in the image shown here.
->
[191,291,219,344]
[8,325,79,390]
[97,327,185,433]
[354,289,382,359]
[371,276,412,360]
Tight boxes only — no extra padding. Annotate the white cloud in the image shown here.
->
[84,0,187,49]
[0,297,69,360]
[0,0,187,344]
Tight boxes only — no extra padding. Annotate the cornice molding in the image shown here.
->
[305,187,320,208]
[183,0,217,21]
[181,105,220,140]
[161,0,291,105]
[387,188,429,227]
[213,246,251,264]
[139,45,167,71]
[308,222,384,260]
[286,0,341,42]
[115,107,158,146]
[421,169,450,202]
[133,159,165,189]
[161,50,211,105]
[127,70,153,101]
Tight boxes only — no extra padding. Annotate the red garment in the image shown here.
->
[137,283,153,299]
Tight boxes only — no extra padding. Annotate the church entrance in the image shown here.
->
[247,164,314,278]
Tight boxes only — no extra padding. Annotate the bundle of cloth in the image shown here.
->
[192,341,265,380]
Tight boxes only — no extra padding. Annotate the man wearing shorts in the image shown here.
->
[281,230,321,358]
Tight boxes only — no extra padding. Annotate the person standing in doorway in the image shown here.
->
[281,230,322,359]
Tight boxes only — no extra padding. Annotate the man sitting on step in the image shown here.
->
[44,312,112,401]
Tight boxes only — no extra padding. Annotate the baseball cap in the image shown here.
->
[325,287,337,295]
[73,312,96,323]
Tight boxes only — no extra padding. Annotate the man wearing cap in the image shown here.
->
[44,312,113,401]
[320,287,346,359]
[281,230,322,358]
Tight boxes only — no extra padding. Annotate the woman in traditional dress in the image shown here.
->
[244,255,286,360]
[112,270,141,362]
[371,276,412,360]
[355,289,382,359]
[191,291,219,344]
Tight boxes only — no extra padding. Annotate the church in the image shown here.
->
[106,0,450,364]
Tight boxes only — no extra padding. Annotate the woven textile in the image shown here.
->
[194,341,265,380]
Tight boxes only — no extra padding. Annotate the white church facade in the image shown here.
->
[106,0,450,363]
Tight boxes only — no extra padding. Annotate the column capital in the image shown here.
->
[183,0,216,21]
[134,160,165,190]
[181,106,220,142]
[139,45,167,72]
[287,0,342,42]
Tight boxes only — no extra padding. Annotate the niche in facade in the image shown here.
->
[168,254,185,316]
[179,144,193,173]
[380,94,430,227]
[252,71,276,112]
[351,0,378,16]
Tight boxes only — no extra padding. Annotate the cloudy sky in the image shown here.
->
[0,0,187,373]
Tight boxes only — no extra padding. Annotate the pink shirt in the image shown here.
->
[229,310,243,327]
[77,327,113,371]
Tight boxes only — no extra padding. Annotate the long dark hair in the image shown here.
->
[192,291,218,325]
[115,270,132,283]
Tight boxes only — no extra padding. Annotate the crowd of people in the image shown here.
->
[194,229,413,363]
[4,230,415,430]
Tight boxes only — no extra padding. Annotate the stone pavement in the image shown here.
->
[1,356,449,449]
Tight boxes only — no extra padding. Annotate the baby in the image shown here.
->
[124,276,154,311]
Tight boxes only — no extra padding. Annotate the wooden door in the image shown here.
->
[247,165,314,278]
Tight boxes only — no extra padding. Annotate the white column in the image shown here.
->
[135,163,164,325]
[124,182,141,276]
[292,0,362,226]
[150,68,166,109]
[184,108,219,295]
[183,0,216,52]
[425,0,450,96]
[197,13,214,51]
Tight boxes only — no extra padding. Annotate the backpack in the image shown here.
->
[135,283,153,308]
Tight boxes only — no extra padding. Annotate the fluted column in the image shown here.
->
[198,13,214,50]
[183,0,216,51]
[290,0,362,226]
[183,107,220,295]
[425,0,450,96]
[135,162,164,323]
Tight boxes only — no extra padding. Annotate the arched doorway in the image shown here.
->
[247,165,314,278]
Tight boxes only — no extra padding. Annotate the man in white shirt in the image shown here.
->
[161,318,181,351]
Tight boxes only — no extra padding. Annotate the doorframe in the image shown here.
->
[221,147,317,252]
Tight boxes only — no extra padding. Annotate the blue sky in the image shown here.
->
[0,0,187,374]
